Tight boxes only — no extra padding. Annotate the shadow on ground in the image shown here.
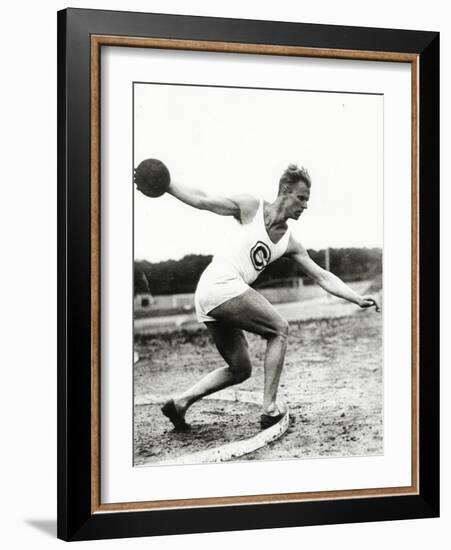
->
[25,519,57,538]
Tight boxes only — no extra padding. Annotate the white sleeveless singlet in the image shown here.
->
[194,199,291,322]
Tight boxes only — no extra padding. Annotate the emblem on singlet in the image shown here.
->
[250,241,271,271]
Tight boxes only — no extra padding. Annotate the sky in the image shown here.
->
[134,82,383,262]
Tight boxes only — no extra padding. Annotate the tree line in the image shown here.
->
[134,248,382,296]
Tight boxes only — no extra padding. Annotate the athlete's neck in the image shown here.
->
[264,198,290,227]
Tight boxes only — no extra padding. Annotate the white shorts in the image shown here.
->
[194,264,250,323]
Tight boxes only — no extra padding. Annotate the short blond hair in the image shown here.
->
[278,164,311,195]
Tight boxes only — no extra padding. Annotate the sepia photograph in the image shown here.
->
[132,81,383,467]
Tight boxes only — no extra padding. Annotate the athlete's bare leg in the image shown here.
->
[172,323,252,418]
[207,288,289,416]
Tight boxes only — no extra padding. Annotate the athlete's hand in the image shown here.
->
[358,295,381,312]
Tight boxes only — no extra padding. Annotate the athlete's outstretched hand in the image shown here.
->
[358,295,381,312]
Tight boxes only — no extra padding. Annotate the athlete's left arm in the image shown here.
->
[286,235,380,311]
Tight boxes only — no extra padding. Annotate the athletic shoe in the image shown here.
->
[260,411,285,430]
[161,399,191,432]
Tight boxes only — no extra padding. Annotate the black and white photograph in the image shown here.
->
[132,81,383,466]
[0,0,445,546]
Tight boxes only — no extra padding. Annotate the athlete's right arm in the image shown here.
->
[168,181,256,219]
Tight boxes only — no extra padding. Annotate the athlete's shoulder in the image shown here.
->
[285,232,305,255]
[231,194,259,223]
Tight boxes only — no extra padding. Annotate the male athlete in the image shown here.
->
[161,164,380,430]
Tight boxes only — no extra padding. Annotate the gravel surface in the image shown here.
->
[134,309,383,465]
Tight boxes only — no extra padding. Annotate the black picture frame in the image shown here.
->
[57,7,439,542]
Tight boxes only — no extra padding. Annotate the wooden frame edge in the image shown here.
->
[91,35,101,513]
[91,34,418,62]
[90,34,420,515]
[411,55,420,497]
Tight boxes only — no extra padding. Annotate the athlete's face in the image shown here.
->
[285,181,310,220]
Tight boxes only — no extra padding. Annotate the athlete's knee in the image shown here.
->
[264,318,289,340]
[239,362,253,382]
[228,359,252,383]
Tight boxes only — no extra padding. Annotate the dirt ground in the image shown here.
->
[134,309,383,466]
